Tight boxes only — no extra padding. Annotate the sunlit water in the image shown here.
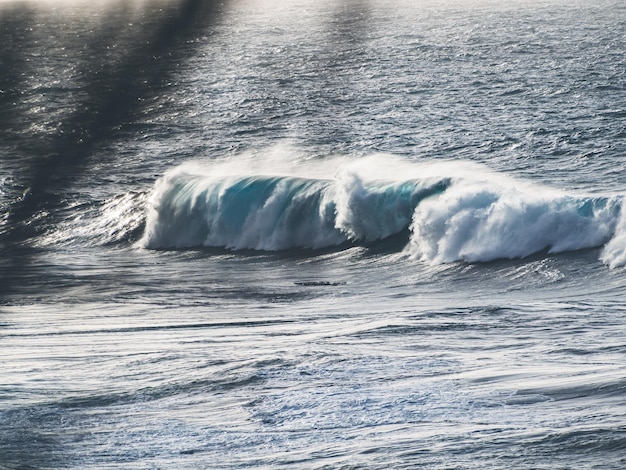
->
[1,0,626,468]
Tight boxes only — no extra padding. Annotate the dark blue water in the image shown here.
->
[2,0,626,468]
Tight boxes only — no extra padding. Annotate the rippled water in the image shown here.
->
[2,0,626,468]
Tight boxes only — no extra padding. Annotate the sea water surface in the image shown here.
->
[1,0,626,468]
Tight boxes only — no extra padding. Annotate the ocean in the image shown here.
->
[1,0,626,468]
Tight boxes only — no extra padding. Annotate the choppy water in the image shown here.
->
[2,0,626,468]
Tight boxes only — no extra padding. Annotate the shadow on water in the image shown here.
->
[0,0,229,300]
[0,4,37,147]
[308,0,374,150]
[4,0,229,234]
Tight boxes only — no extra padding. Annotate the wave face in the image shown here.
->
[141,155,626,265]
[141,158,449,250]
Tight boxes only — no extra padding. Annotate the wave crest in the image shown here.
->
[140,159,449,250]
[140,155,626,268]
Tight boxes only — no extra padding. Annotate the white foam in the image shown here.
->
[600,201,626,268]
[141,149,626,264]
[408,178,620,264]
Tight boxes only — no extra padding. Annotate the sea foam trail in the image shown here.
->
[36,191,149,248]
[141,155,626,266]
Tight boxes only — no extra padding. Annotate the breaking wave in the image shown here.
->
[140,156,449,251]
[140,154,626,267]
